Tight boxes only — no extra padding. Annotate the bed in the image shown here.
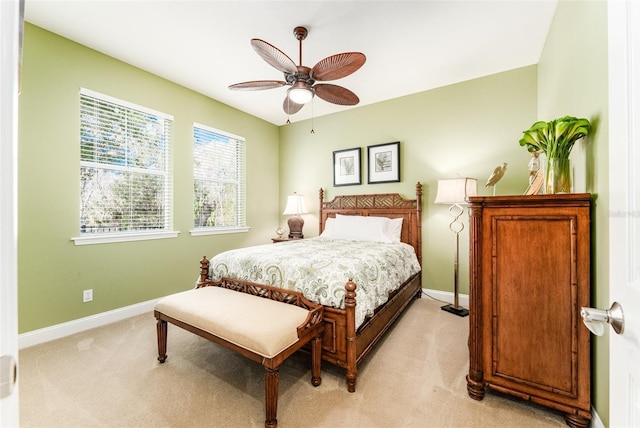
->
[199,182,423,392]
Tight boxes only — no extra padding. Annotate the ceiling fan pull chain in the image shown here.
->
[310,100,315,134]
[285,96,290,124]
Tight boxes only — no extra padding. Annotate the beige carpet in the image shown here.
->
[19,296,566,427]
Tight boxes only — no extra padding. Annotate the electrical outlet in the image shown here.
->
[83,289,93,303]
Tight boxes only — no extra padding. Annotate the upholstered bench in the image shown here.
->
[154,276,324,428]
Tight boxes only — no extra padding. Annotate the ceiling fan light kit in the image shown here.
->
[288,81,314,104]
[229,26,365,116]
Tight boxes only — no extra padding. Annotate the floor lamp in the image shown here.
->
[434,177,477,317]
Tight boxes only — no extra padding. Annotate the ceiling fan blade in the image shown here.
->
[283,94,305,115]
[228,80,287,91]
[251,39,297,75]
[314,84,360,106]
[311,52,366,81]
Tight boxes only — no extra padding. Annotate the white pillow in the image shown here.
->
[335,214,403,242]
[319,217,339,238]
[333,214,399,243]
[386,217,403,242]
[335,215,390,242]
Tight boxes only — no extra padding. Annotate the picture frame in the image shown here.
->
[367,141,400,184]
[524,169,544,195]
[333,147,361,186]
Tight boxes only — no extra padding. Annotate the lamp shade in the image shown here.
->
[434,178,477,205]
[283,193,309,215]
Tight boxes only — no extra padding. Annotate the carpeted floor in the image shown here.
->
[19,296,567,427]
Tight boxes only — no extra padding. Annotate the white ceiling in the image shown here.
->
[25,0,558,126]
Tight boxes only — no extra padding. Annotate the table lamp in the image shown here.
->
[283,193,309,239]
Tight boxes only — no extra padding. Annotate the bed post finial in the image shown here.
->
[199,256,209,287]
[319,188,324,234]
[415,182,423,267]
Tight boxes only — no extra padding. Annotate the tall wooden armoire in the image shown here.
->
[466,194,592,428]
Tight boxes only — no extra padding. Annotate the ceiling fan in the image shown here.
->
[228,26,366,115]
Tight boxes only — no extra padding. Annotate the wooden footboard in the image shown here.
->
[319,272,421,392]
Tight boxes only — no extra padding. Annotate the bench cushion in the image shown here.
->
[155,287,310,358]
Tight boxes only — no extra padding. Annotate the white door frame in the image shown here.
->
[608,1,640,427]
[0,0,20,425]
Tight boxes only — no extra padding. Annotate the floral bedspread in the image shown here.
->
[205,237,422,328]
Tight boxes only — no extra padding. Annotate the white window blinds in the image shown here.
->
[79,88,173,235]
[193,123,246,230]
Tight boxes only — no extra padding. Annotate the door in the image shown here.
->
[0,0,20,425]
[608,1,640,426]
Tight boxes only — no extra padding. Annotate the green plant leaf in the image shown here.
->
[519,116,591,159]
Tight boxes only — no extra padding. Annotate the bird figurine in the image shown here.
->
[485,162,508,195]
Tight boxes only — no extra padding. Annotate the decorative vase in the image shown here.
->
[545,158,573,194]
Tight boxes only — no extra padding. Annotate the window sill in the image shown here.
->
[71,231,180,246]
[190,227,250,237]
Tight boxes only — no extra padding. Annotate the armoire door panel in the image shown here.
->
[488,216,577,395]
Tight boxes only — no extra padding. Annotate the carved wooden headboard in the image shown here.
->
[318,182,423,266]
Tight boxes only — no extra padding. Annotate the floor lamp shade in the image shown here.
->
[435,177,477,317]
[434,178,478,205]
[283,193,309,239]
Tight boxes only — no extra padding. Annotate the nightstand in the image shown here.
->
[271,237,301,243]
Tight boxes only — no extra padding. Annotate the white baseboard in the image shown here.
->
[18,298,161,349]
[591,407,604,428]
[422,288,469,308]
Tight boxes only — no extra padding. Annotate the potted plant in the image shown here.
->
[519,116,591,193]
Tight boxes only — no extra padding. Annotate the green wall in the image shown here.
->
[18,24,280,332]
[538,1,609,424]
[278,66,539,296]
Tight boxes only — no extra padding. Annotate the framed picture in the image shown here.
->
[333,147,361,186]
[524,169,544,195]
[367,141,400,183]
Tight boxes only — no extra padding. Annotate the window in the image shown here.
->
[192,123,247,235]
[75,88,175,245]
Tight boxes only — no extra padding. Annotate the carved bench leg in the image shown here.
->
[311,335,322,387]
[264,367,279,428]
[156,318,167,363]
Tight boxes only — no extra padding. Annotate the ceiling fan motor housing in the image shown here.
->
[293,26,308,41]
[286,66,314,86]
